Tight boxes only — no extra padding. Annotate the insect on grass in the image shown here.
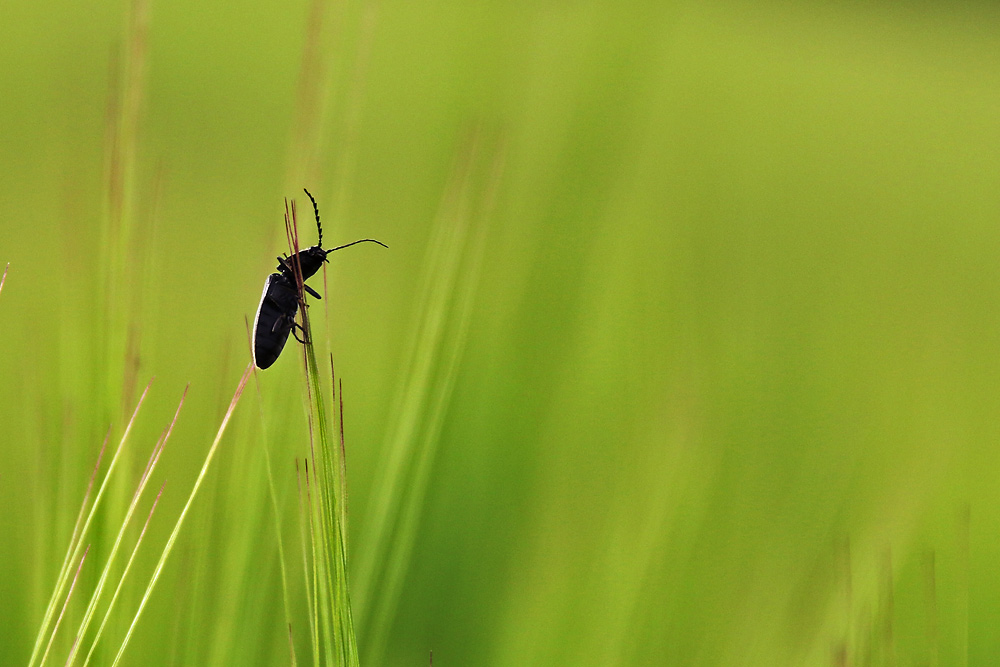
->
[251,190,387,369]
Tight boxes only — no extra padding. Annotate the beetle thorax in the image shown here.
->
[280,245,328,281]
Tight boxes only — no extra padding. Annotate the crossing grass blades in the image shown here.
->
[252,189,387,369]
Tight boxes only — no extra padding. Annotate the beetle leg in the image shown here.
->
[291,322,310,344]
[272,312,295,335]
[304,284,322,300]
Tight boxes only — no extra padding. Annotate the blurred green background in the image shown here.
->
[2,0,1000,664]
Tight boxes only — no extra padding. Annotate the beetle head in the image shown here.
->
[281,245,328,282]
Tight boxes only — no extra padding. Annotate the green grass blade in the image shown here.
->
[109,365,252,667]
[295,460,320,667]
[64,388,186,666]
[37,546,90,667]
[302,338,359,667]
[28,381,153,667]
[80,480,166,667]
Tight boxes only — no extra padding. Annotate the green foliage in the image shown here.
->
[4,1,1000,665]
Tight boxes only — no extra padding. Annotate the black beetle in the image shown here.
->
[252,189,387,369]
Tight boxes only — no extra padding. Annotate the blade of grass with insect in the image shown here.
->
[280,0,371,652]
[282,203,323,666]
[284,196,359,667]
[109,364,252,667]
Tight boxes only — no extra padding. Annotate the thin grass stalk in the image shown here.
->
[285,195,357,666]
[47,430,110,657]
[80,480,165,667]
[0,262,9,296]
[334,379,357,663]
[110,364,252,667]
[66,430,111,569]
[64,388,187,666]
[305,457,336,664]
[100,0,150,432]
[295,460,320,667]
[29,441,104,667]
[38,546,91,667]
[313,454,341,665]
[333,366,348,559]
[303,461,325,666]
[28,380,153,667]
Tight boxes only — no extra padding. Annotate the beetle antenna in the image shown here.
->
[327,238,389,253]
[303,188,322,247]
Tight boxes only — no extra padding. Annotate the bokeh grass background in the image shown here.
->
[2,0,1000,664]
